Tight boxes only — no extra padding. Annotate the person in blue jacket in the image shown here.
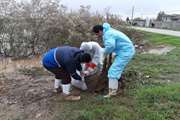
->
[92,23,135,98]
[42,46,91,100]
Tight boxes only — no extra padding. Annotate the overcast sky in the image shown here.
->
[60,0,180,19]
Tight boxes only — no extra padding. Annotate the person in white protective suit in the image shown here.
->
[71,41,104,90]
[92,23,135,98]
[80,41,104,76]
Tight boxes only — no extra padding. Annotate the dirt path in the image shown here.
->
[132,27,180,37]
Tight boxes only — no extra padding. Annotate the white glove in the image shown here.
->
[71,78,87,91]
[83,71,90,76]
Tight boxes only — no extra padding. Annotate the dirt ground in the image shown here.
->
[0,56,110,120]
[0,56,60,120]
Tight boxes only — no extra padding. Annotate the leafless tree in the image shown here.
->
[0,0,128,58]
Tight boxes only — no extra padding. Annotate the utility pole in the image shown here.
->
[131,6,135,25]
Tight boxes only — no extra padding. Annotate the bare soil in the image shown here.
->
[0,56,60,120]
[144,45,176,55]
[0,56,113,120]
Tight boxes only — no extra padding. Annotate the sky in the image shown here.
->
[60,0,180,20]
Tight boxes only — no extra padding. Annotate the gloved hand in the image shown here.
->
[80,71,86,77]
[83,70,90,76]
[79,71,86,82]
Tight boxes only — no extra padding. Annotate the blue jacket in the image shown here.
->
[42,46,83,80]
[103,23,135,55]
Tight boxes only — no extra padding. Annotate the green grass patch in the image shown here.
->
[136,83,180,104]
[135,83,180,120]
[143,32,180,47]
[125,48,180,87]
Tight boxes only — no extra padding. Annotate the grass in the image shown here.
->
[143,32,180,47]
[53,32,180,120]
[135,83,180,120]
[128,48,180,83]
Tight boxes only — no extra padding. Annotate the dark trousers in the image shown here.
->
[43,65,71,84]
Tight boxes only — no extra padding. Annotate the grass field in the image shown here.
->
[143,32,180,47]
[53,32,180,120]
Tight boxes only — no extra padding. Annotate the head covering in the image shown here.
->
[80,42,93,51]
[103,23,111,32]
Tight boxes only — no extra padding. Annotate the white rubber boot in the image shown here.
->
[62,84,71,95]
[62,84,81,101]
[54,79,62,93]
[54,79,62,88]
[104,79,118,98]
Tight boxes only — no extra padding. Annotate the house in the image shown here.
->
[154,12,180,30]
[161,14,180,22]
